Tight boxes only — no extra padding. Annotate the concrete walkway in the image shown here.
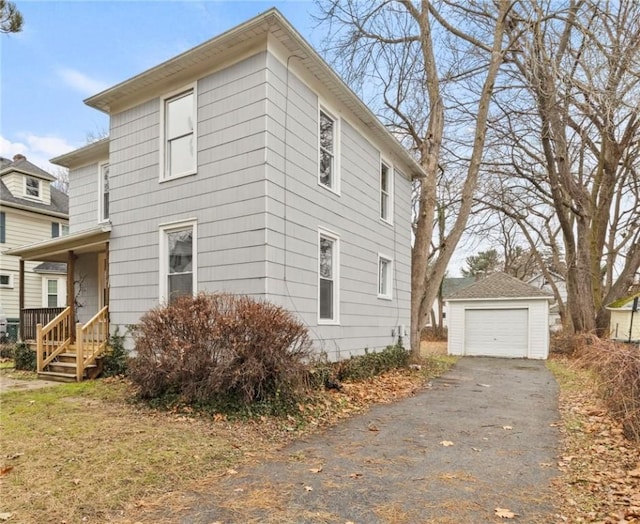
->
[0,372,62,394]
[143,357,561,523]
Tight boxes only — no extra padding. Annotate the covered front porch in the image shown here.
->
[7,225,112,381]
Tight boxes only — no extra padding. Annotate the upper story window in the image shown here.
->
[25,176,40,199]
[51,222,69,238]
[99,162,110,222]
[380,160,393,223]
[319,108,339,193]
[162,87,196,180]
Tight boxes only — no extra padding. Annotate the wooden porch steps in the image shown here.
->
[38,349,102,383]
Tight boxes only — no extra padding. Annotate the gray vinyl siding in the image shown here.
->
[107,52,269,330]
[263,51,411,359]
[68,163,100,233]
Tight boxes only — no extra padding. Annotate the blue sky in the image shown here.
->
[1,0,321,172]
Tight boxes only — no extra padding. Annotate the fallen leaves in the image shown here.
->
[495,507,518,519]
[440,440,454,447]
[309,466,323,474]
[0,466,14,477]
[552,357,640,524]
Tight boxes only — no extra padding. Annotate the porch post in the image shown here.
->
[105,242,109,307]
[19,259,25,340]
[67,250,75,342]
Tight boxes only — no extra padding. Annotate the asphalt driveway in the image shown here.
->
[143,357,561,523]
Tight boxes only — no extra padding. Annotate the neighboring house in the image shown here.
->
[8,9,423,366]
[425,276,475,331]
[606,291,640,342]
[446,272,554,359]
[0,154,69,339]
[527,271,567,329]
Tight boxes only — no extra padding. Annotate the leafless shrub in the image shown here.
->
[128,293,313,406]
[574,337,640,441]
[550,332,599,356]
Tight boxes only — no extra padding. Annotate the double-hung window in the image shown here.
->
[99,162,109,222]
[46,279,59,308]
[318,229,339,323]
[162,87,196,180]
[0,212,5,243]
[319,109,339,192]
[25,176,40,198]
[380,160,393,223]
[160,220,197,303]
[378,255,393,300]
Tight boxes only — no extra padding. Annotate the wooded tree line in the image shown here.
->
[317,0,640,354]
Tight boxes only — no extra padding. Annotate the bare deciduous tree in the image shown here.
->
[317,0,516,354]
[487,0,640,334]
[0,0,23,34]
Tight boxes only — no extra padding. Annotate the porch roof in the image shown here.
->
[4,224,111,262]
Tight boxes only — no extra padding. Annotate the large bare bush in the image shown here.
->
[574,337,640,441]
[128,293,313,405]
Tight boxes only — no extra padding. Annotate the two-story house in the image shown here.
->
[8,9,423,379]
[0,154,69,339]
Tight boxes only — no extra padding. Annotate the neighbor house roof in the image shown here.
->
[442,277,476,298]
[606,291,640,310]
[33,262,67,274]
[446,272,554,301]
[83,8,424,180]
[0,155,69,218]
[0,155,56,182]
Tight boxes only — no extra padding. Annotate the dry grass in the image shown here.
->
[549,356,640,522]
[0,356,456,524]
[0,379,249,523]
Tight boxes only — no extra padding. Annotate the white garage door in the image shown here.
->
[464,308,528,357]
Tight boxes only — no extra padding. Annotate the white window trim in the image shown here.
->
[318,228,340,325]
[159,218,198,304]
[23,176,42,200]
[377,254,393,300]
[98,161,110,223]
[318,104,340,195]
[380,157,394,225]
[159,83,198,182]
[41,276,66,307]
[0,272,14,289]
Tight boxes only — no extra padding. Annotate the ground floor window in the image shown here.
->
[159,219,197,303]
[318,229,339,324]
[41,277,66,307]
[378,255,393,299]
[0,273,13,288]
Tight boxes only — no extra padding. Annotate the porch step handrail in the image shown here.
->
[37,306,72,373]
[76,306,109,382]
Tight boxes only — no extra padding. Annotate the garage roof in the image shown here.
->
[447,272,553,301]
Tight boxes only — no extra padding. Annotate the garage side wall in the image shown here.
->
[447,299,550,359]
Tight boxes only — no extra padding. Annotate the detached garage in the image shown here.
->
[446,272,554,359]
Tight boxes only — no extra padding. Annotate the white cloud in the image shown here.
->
[57,67,109,96]
[0,134,75,175]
